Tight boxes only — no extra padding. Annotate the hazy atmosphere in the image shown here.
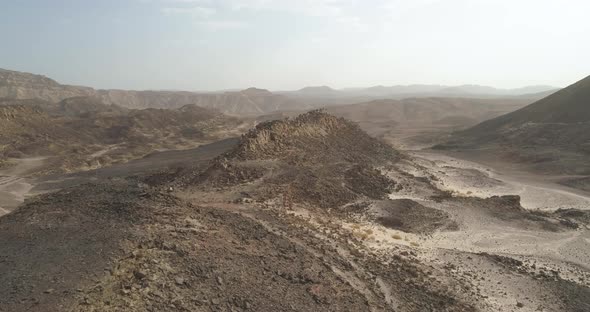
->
[1,0,589,90]
[1,1,589,312]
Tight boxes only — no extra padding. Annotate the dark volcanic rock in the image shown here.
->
[182,110,400,209]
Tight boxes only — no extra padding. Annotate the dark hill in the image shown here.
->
[182,110,401,208]
[437,75,590,174]
[472,75,590,127]
[227,109,398,163]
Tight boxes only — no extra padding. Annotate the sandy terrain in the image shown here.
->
[0,157,46,216]
[352,150,590,311]
[410,151,590,211]
[390,151,590,266]
[238,143,584,311]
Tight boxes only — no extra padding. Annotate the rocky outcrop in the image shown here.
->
[227,109,399,163]
[184,110,400,209]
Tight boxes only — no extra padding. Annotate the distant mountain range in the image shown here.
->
[0,68,307,115]
[327,97,533,131]
[281,84,560,99]
[1,68,559,115]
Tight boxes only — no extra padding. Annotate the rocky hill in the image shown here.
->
[182,110,401,208]
[0,97,244,174]
[227,109,398,163]
[0,68,308,115]
[436,75,590,175]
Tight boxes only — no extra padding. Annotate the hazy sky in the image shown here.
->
[1,0,589,91]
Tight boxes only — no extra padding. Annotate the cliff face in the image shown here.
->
[0,68,308,115]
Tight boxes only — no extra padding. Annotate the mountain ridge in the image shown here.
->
[436,75,590,174]
[0,68,307,115]
[1,68,560,113]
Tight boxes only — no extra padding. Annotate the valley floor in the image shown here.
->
[412,150,590,210]
[0,139,589,311]
[383,151,590,311]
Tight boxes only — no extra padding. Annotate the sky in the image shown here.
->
[1,0,589,91]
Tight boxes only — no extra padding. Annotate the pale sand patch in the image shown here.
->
[0,157,47,216]
[409,151,590,210]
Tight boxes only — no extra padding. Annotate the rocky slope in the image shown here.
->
[436,75,590,175]
[328,97,532,131]
[0,69,95,102]
[181,109,401,208]
[0,178,480,312]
